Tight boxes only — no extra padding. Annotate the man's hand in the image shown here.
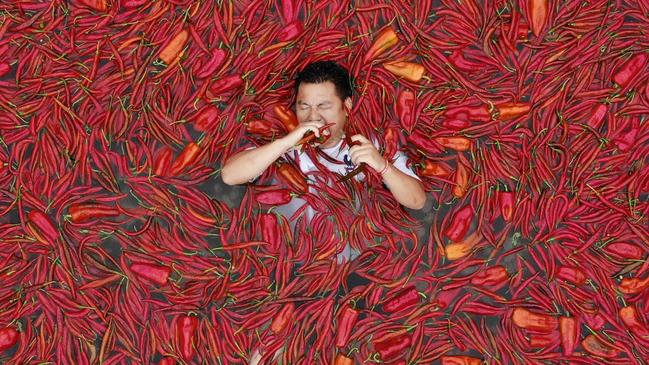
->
[281,121,328,147]
[348,134,387,171]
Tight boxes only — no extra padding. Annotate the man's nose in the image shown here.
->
[308,108,321,121]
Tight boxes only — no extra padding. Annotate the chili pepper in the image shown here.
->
[335,306,359,347]
[383,127,398,160]
[159,28,189,65]
[559,316,578,356]
[276,162,308,193]
[434,136,472,151]
[158,358,175,365]
[0,63,10,77]
[408,129,444,155]
[364,26,399,62]
[444,105,490,122]
[444,205,473,242]
[383,286,420,313]
[0,327,18,352]
[440,355,481,365]
[445,231,481,260]
[470,266,508,286]
[373,332,412,362]
[130,262,171,286]
[619,275,649,294]
[154,147,174,176]
[274,104,299,132]
[528,333,556,348]
[619,305,648,336]
[193,105,220,132]
[586,104,608,129]
[396,89,417,132]
[333,354,353,365]
[27,210,58,243]
[556,266,587,285]
[452,155,469,198]
[278,20,303,42]
[246,119,279,138]
[613,127,638,152]
[441,119,472,129]
[581,335,620,358]
[384,61,425,82]
[612,53,648,89]
[528,0,548,36]
[494,102,530,120]
[496,190,515,222]
[77,0,107,11]
[259,213,281,251]
[205,75,243,99]
[68,203,120,223]
[170,142,201,175]
[176,315,198,361]
[196,48,227,79]
[271,303,295,333]
[604,242,644,260]
[420,160,451,177]
[255,189,293,205]
[511,308,558,332]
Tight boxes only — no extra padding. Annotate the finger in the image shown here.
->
[350,134,371,144]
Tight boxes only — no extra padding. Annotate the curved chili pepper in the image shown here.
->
[408,129,444,155]
[528,0,548,37]
[333,354,353,365]
[153,147,174,176]
[270,303,295,333]
[364,26,399,62]
[193,105,220,132]
[384,61,425,82]
[511,308,558,332]
[581,335,620,358]
[470,266,508,286]
[396,89,417,132]
[27,210,58,243]
[196,48,227,79]
[556,266,587,286]
[273,104,298,132]
[373,332,412,362]
[0,327,18,352]
[440,355,482,365]
[68,203,120,223]
[335,306,359,347]
[278,20,303,42]
[612,53,648,89]
[444,205,473,242]
[205,74,243,99]
[170,142,202,175]
[176,315,198,361]
[277,161,308,193]
[159,28,189,65]
[383,286,420,313]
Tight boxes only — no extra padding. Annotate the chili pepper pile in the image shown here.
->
[1,0,648,364]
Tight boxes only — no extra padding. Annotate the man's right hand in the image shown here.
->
[281,121,327,147]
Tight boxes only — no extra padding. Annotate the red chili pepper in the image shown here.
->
[604,242,644,260]
[276,162,308,193]
[364,26,399,62]
[434,136,472,151]
[452,155,469,198]
[205,75,243,99]
[444,205,473,242]
[440,355,482,365]
[470,266,508,286]
[170,142,202,175]
[176,315,198,361]
[581,335,620,358]
[420,160,451,177]
[441,119,471,130]
[497,190,515,222]
[158,358,176,365]
[27,210,58,243]
[408,129,444,155]
[444,105,490,122]
[278,20,303,42]
[556,266,587,286]
[68,203,120,223]
[619,305,648,337]
[273,104,299,132]
[335,306,359,347]
[259,213,281,251]
[333,354,353,365]
[255,189,293,205]
[193,105,220,132]
[511,308,558,332]
[528,0,548,36]
[271,303,295,333]
[280,0,299,23]
[383,127,398,160]
[373,332,412,362]
[559,316,578,356]
[196,48,227,79]
[619,275,649,294]
[396,89,417,133]
[246,119,279,138]
[384,61,425,82]
[159,28,189,65]
[77,0,107,11]
[130,262,171,286]
[613,127,638,152]
[494,102,530,121]
[0,63,10,77]
[383,286,420,313]
[586,104,608,129]
[153,147,174,176]
[612,53,648,89]
[0,327,18,352]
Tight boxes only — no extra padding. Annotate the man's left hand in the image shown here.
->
[349,134,387,172]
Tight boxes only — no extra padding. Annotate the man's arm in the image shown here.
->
[349,135,427,210]
[221,121,325,185]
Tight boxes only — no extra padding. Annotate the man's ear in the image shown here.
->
[344,97,352,111]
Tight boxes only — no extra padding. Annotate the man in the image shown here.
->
[222,60,426,211]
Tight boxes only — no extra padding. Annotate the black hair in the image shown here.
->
[294,61,353,100]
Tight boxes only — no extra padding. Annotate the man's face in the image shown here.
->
[295,81,352,148]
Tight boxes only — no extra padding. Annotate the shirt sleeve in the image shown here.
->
[390,150,421,181]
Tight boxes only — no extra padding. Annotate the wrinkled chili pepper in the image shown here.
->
[444,104,490,122]
[559,316,578,356]
[77,0,107,11]
[471,266,508,286]
[440,355,482,365]
[196,48,227,79]
[444,205,473,242]
[130,262,171,286]
[259,213,281,251]
[277,161,308,193]
[0,327,18,352]
[159,28,189,65]
[157,358,176,365]
[604,242,644,260]
[278,20,303,42]
[383,286,420,313]
[193,105,220,132]
[420,160,451,177]
[581,335,620,358]
[68,203,120,223]
[396,89,417,132]
[154,147,174,176]
[619,275,649,294]
[176,315,198,361]
[408,129,444,155]
[528,0,548,36]
[27,210,58,243]
[170,142,202,175]
[612,52,648,88]
[512,307,558,332]
[274,104,299,132]
[435,136,472,151]
[205,75,243,99]
[494,102,530,120]
[335,306,359,347]
[373,332,412,362]
[271,303,295,333]
[556,266,587,286]
[333,354,353,365]
[384,61,425,82]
